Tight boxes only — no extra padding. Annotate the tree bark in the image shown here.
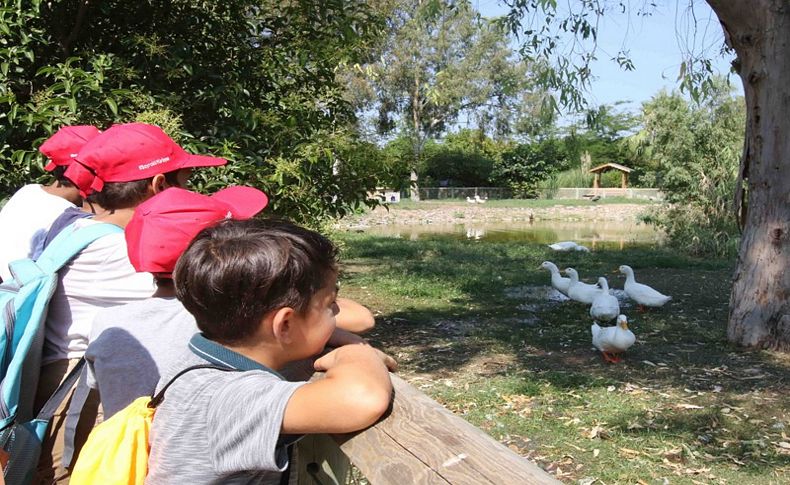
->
[706,0,790,349]
[410,72,421,201]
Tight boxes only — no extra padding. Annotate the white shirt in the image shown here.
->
[0,184,75,282]
[43,218,156,363]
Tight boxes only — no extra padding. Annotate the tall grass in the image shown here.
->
[539,167,593,198]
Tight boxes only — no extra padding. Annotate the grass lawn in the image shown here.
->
[335,231,790,484]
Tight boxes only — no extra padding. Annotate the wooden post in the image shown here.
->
[621,172,628,189]
[314,374,559,484]
[593,172,600,189]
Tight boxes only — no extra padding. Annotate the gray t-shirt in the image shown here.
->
[86,297,199,418]
[145,349,305,485]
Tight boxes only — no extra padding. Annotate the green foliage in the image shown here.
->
[558,103,648,184]
[543,166,593,191]
[492,138,568,198]
[423,151,494,187]
[636,82,744,256]
[0,0,387,225]
[421,129,508,186]
[351,0,543,189]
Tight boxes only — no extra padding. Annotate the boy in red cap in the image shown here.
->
[146,218,393,484]
[0,125,99,282]
[86,186,270,418]
[35,123,227,484]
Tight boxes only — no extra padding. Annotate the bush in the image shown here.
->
[423,151,494,187]
[636,83,744,257]
[493,139,568,198]
[0,0,386,226]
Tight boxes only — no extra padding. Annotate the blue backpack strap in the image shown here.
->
[32,222,123,277]
[8,222,122,287]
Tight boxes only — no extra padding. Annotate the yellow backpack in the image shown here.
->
[70,397,153,484]
[70,364,234,485]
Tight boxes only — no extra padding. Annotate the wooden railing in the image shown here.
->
[298,374,559,484]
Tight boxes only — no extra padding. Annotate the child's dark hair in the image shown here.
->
[51,166,74,187]
[174,218,338,345]
[86,171,183,210]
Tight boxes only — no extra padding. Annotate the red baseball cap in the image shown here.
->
[39,125,101,171]
[125,186,269,276]
[61,162,98,198]
[75,123,227,192]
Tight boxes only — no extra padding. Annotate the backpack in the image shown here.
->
[0,222,123,484]
[70,364,237,485]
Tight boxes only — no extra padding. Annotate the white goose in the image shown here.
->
[589,277,620,323]
[619,265,672,310]
[539,261,571,296]
[591,314,635,363]
[548,241,590,252]
[564,268,599,304]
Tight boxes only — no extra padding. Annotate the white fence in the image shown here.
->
[417,187,512,200]
[549,187,663,200]
[412,187,663,201]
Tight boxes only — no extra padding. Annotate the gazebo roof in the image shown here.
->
[589,162,632,174]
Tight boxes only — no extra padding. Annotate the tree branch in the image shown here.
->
[60,0,91,57]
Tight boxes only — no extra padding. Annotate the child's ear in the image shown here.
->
[151,174,168,194]
[271,307,296,344]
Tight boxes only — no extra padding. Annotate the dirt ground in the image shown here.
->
[338,203,650,228]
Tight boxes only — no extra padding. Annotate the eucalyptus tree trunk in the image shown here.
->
[410,72,421,201]
[707,0,790,349]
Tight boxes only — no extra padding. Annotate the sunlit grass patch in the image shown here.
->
[335,231,789,484]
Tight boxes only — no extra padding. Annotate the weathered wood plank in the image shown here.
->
[328,374,558,484]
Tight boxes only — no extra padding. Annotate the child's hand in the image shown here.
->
[314,344,397,373]
[323,329,398,371]
[373,348,398,372]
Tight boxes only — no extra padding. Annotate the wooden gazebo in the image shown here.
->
[589,162,632,189]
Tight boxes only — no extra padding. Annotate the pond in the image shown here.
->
[362,219,664,250]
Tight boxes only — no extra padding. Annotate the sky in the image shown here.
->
[476,0,740,113]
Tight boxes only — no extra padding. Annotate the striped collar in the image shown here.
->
[188,333,284,379]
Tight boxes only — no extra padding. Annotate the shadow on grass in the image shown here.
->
[610,399,790,471]
[342,233,790,398]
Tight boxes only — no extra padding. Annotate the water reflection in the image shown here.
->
[365,220,663,250]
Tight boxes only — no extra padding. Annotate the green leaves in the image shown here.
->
[348,0,545,192]
[1,0,387,225]
[493,138,568,198]
[635,82,744,256]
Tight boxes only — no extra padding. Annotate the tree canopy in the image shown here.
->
[1,0,385,224]
[348,0,545,197]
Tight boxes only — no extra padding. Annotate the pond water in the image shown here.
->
[363,219,664,250]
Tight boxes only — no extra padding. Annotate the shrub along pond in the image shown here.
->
[336,215,790,484]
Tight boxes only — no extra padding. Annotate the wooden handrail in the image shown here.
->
[307,373,559,484]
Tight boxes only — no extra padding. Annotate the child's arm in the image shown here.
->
[281,344,392,434]
[325,328,398,370]
[335,297,375,333]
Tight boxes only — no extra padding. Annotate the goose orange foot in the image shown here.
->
[602,351,623,363]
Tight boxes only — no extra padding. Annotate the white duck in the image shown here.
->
[548,241,590,252]
[466,196,476,204]
[591,314,635,363]
[564,268,600,304]
[619,265,672,310]
[539,261,570,296]
[589,277,620,323]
